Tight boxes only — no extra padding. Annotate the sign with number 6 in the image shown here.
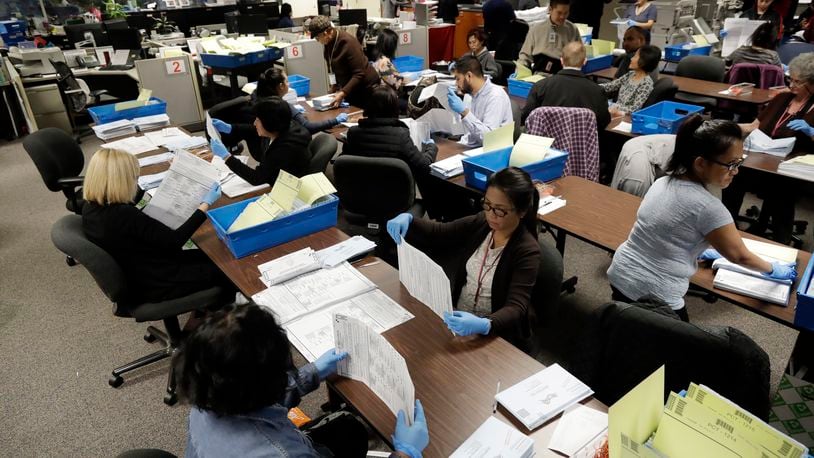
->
[165,59,187,75]
[287,44,304,60]
[401,32,412,45]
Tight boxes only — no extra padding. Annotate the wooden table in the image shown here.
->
[588,66,777,105]
[541,175,809,329]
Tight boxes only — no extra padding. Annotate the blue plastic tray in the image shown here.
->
[200,53,251,69]
[631,101,704,135]
[206,194,339,258]
[581,54,613,73]
[288,74,310,97]
[88,97,167,125]
[462,146,568,191]
[664,43,712,62]
[508,73,535,99]
[393,55,425,72]
[795,257,814,331]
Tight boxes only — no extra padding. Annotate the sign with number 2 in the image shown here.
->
[165,59,187,75]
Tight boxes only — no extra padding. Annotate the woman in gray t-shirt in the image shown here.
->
[607,115,797,321]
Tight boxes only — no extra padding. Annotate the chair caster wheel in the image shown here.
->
[144,333,157,343]
[66,256,77,266]
[109,375,124,388]
[164,392,178,406]
[703,294,718,304]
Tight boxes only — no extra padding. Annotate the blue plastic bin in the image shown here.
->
[0,20,27,45]
[249,49,269,64]
[795,257,814,331]
[88,97,167,125]
[288,74,311,97]
[462,147,568,191]
[631,101,704,135]
[393,55,425,72]
[581,54,613,73]
[664,43,712,62]
[200,53,251,68]
[508,73,535,98]
[206,194,339,258]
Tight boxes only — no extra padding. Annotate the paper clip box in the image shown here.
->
[664,43,712,62]
[393,55,425,72]
[462,146,568,191]
[795,256,814,331]
[88,97,167,124]
[206,194,339,258]
[631,101,704,135]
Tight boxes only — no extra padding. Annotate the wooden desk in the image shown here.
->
[190,224,607,457]
[541,176,809,329]
[588,67,777,105]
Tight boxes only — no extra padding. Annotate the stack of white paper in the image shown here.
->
[315,236,376,267]
[778,154,814,182]
[137,171,168,190]
[537,195,567,216]
[711,238,796,305]
[744,129,795,157]
[92,119,136,141]
[548,405,608,457]
[102,136,159,155]
[721,18,766,57]
[451,417,534,458]
[211,155,270,198]
[143,127,207,150]
[495,363,594,431]
[138,152,175,167]
[397,240,453,318]
[429,154,465,178]
[399,118,431,150]
[258,248,321,286]
[132,114,171,131]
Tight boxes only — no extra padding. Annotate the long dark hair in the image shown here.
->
[750,22,778,50]
[256,67,287,98]
[486,167,539,237]
[373,28,398,60]
[364,85,400,118]
[665,114,743,179]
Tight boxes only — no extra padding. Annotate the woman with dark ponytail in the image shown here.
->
[385,167,541,349]
[607,115,797,321]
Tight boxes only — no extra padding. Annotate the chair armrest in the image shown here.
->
[57,176,84,188]
[90,89,108,98]
[65,89,84,94]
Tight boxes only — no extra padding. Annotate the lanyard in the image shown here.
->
[773,96,814,137]
[473,232,504,308]
[327,32,339,74]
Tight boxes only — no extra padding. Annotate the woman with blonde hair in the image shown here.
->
[82,148,230,306]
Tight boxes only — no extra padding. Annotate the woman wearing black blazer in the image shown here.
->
[387,167,541,348]
[210,96,312,186]
[81,148,230,306]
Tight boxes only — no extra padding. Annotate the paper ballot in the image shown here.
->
[399,117,431,150]
[417,82,454,111]
[334,314,415,424]
[451,416,534,458]
[416,108,466,136]
[608,366,665,458]
[483,122,515,153]
[510,133,554,167]
[397,240,453,318]
[205,112,221,142]
[548,405,608,457]
[284,289,413,361]
[744,128,796,157]
[722,18,766,57]
[227,194,285,233]
[142,150,220,229]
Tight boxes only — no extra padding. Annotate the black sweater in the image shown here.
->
[521,68,611,129]
[343,118,438,176]
[225,121,312,186]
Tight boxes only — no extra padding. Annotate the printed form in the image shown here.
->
[397,240,453,318]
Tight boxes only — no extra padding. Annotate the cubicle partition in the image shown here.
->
[393,25,429,69]
[136,54,204,128]
[269,29,332,98]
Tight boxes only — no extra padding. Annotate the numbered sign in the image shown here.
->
[165,59,187,75]
[287,44,304,60]
[400,32,412,45]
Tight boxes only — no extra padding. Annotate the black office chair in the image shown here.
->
[307,133,338,174]
[50,215,230,405]
[23,127,85,216]
[116,450,177,458]
[673,55,725,110]
[50,59,109,142]
[333,156,425,265]
[778,41,814,65]
[493,18,529,82]
[528,237,564,360]
[642,76,678,107]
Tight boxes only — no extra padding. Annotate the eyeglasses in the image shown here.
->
[481,199,515,218]
[708,157,745,172]
[790,78,807,87]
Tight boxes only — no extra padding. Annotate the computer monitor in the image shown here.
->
[65,23,107,48]
[339,9,367,28]
[237,14,269,35]
[108,28,142,50]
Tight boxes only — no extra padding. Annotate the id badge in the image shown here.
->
[329,73,337,85]
[548,32,557,43]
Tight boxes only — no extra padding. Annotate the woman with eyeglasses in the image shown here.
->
[385,167,541,349]
[607,115,797,322]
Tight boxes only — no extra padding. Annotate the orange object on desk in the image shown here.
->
[287,407,311,427]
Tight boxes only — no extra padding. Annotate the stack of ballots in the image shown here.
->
[132,114,171,131]
[711,238,797,305]
[92,119,136,141]
[778,154,814,181]
[745,129,795,157]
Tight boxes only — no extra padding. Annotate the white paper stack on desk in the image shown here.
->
[711,238,797,305]
[429,153,465,178]
[450,416,534,458]
[92,119,137,141]
[778,154,814,182]
[256,237,376,287]
[744,129,795,157]
[132,114,171,131]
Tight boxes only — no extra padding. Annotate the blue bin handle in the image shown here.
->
[473,171,488,184]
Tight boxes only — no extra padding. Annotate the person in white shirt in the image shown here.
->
[446,55,514,146]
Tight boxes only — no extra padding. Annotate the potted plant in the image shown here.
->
[103,0,127,19]
[152,12,179,35]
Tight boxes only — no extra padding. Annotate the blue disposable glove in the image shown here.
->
[783,64,789,73]
[211,118,232,134]
[697,249,722,262]
[765,261,797,281]
[719,28,728,38]
[788,119,814,137]
[314,348,349,380]
[626,19,636,27]
[393,400,429,458]
[335,112,349,123]
[386,213,413,245]
[422,138,435,144]
[443,310,491,336]
[446,86,466,114]
[210,139,230,159]
[202,183,221,205]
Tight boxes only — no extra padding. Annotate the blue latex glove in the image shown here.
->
[335,112,349,123]
[626,19,636,27]
[314,348,348,380]
[210,139,230,159]
[393,400,429,458]
[340,101,350,108]
[211,118,232,134]
[446,86,466,114]
[202,183,221,205]
[765,261,798,281]
[386,213,413,245]
[783,64,789,73]
[788,119,814,137]
[294,104,306,113]
[719,28,728,38]
[448,61,456,72]
[697,249,722,262]
[443,311,491,336]
[422,138,435,144]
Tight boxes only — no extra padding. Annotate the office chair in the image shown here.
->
[642,77,678,108]
[116,450,177,458]
[307,133,338,174]
[525,106,600,182]
[23,128,85,215]
[527,237,564,360]
[333,156,425,265]
[50,215,230,405]
[673,55,725,110]
[778,41,814,65]
[50,59,109,142]
[493,18,529,82]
